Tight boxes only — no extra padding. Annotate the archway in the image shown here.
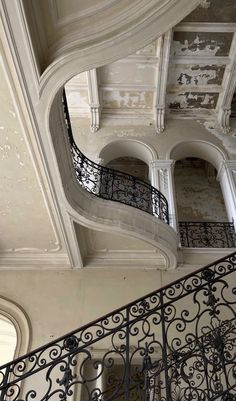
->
[99,139,158,167]
[0,297,30,362]
[174,157,228,223]
[169,141,236,248]
[0,315,17,366]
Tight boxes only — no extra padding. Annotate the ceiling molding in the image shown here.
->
[172,56,230,65]
[175,22,236,33]
[99,84,156,91]
[0,252,70,269]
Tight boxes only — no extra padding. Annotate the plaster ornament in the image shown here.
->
[155,107,165,134]
[160,168,168,191]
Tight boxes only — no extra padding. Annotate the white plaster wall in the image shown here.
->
[0,39,65,254]
[0,268,193,351]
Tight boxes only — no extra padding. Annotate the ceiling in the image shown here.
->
[65,0,236,133]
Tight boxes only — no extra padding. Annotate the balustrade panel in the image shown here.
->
[179,221,236,248]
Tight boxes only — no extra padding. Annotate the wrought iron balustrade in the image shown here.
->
[1,252,236,401]
[62,91,169,224]
[179,221,236,248]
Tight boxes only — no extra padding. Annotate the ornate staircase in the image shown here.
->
[1,252,236,401]
[63,90,169,225]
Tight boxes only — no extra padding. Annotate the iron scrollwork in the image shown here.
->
[179,221,236,248]
[1,252,236,401]
[62,90,169,225]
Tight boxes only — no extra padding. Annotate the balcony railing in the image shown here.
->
[1,252,236,401]
[62,91,169,224]
[179,221,236,248]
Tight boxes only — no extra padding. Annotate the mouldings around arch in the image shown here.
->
[0,297,31,360]
[167,140,228,171]
[98,139,159,166]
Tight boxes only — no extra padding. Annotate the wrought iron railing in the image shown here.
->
[1,252,236,401]
[179,221,236,248]
[62,91,169,224]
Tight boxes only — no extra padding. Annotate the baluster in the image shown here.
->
[125,307,130,401]
[0,365,10,401]
[160,290,171,401]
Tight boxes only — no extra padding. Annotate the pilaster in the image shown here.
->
[217,160,236,229]
[149,160,177,229]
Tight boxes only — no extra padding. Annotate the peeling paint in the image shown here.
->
[168,91,219,109]
[172,32,233,57]
[169,64,225,86]
[184,0,236,23]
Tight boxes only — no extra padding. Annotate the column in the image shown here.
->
[217,160,236,230]
[149,160,177,230]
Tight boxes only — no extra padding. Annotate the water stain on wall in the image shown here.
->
[102,90,153,110]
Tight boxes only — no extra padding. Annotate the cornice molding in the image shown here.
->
[0,252,70,269]
[175,22,236,33]
[149,160,175,169]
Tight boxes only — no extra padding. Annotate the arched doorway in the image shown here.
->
[0,315,17,366]
[174,157,235,248]
[174,157,227,222]
[0,297,30,365]
[169,141,236,248]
